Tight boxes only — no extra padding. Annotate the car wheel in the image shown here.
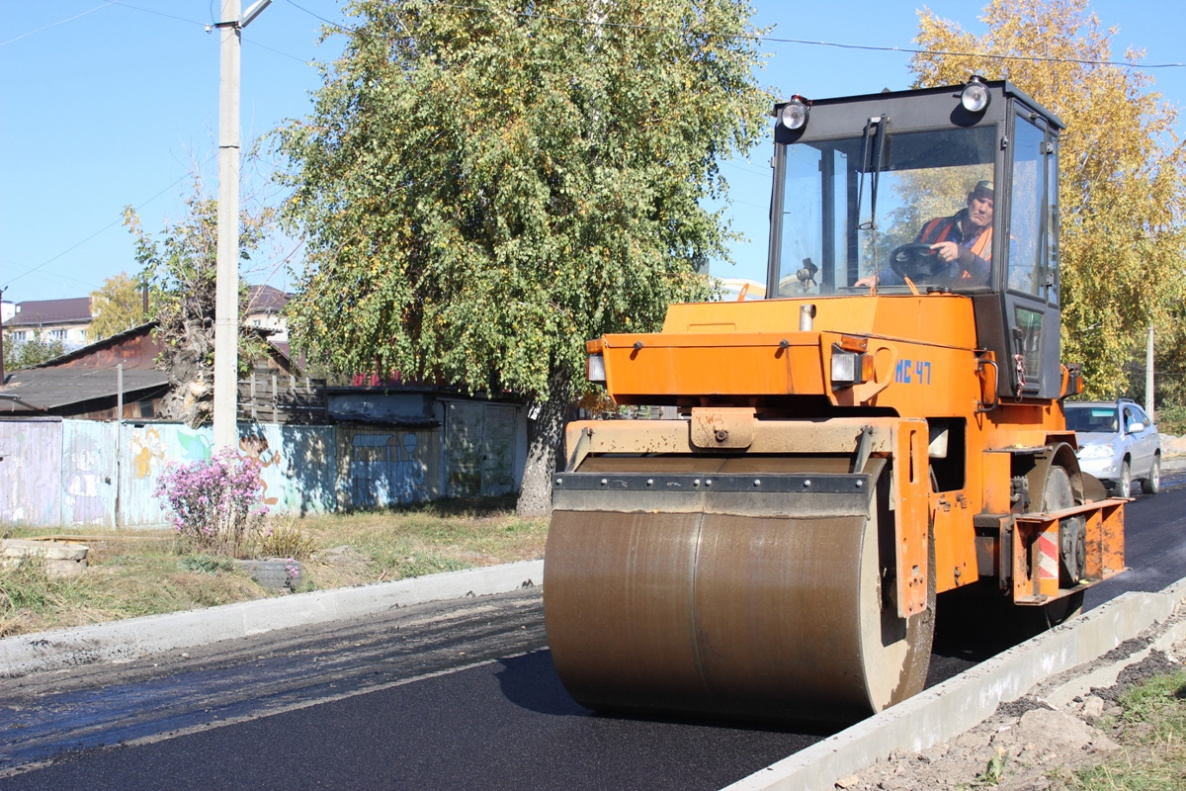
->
[1116,460,1132,498]
[1141,454,1161,495]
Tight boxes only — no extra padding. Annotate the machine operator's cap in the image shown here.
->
[971,179,994,198]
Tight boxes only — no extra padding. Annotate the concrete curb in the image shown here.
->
[0,559,544,679]
[724,578,1186,791]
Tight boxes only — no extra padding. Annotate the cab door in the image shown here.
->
[1002,107,1061,399]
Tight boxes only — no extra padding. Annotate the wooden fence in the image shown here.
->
[237,375,328,425]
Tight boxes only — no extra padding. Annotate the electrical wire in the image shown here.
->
[415,1,1186,71]
[3,159,215,292]
[8,0,1181,72]
[0,1,119,47]
[106,1,206,27]
[283,0,351,32]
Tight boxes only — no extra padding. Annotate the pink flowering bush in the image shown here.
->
[153,447,270,558]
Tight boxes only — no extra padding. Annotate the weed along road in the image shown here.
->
[2,471,1185,791]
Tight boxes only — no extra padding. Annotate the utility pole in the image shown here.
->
[212,0,271,450]
[0,286,7,387]
[1147,324,1155,421]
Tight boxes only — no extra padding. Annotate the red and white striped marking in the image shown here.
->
[1038,534,1059,580]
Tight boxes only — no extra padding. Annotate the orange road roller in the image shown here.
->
[544,79,1126,724]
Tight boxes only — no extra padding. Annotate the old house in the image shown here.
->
[2,296,94,351]
[0,322,167,418]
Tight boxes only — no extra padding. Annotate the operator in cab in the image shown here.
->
[857,179,997,288]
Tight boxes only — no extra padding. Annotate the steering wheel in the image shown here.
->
[889,243,945,281]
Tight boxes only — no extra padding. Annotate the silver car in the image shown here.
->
[1065,399,1160,497]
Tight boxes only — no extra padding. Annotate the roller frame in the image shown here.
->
[560,411,931,619]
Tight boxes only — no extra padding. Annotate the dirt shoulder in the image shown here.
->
[832,616,1186,791]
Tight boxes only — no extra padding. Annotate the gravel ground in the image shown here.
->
[830,614,1186,790]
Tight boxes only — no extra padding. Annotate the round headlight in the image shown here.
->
[779,98,810,130]
[960,79,990,113]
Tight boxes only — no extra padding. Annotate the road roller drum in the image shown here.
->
[545,456,935,723]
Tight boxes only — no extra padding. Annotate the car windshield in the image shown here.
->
[775,126,997,297]
[1065,406,1119,433]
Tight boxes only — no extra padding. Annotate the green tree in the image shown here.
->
[2,329,64,372]
[277,0,769,514]
[910,0,1186,399]
[125,178,274,428]
[89,272,146,342]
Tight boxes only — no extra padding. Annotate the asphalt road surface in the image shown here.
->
[2,471,1184,791]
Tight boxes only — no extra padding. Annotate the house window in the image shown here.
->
[50,329,67,340]
[12,330,27,341]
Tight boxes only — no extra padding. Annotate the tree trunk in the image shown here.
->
[516,369,573,517]
[156,319,215,428]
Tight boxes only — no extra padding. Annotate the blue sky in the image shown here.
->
[2,0,1183,305]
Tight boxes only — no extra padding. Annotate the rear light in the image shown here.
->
[587,353,606,385]
[837,334,869,353]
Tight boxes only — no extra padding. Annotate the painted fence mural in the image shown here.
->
[0,418,65,526]
[0,418,449,528]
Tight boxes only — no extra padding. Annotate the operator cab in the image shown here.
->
[768,78,1064,399]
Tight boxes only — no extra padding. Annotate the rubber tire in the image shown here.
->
[1141,454,1161,495]
[1116,460,1132,498]
[1022,466,1084,636]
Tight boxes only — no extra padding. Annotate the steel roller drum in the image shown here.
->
[543,456,934,724]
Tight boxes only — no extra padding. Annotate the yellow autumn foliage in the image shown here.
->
[911,0,1186,398]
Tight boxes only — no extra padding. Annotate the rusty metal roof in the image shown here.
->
[34,322,161,371]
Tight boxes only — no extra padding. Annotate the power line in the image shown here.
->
[284,0,351,32]
[417,1,1186,71]
[721,160,770,178]
[0,1,119,47]
[245,38,310,63]
[3,160,214,292]
[8,0,1183,72]
[774,36,1184,70]
[107,1,205,27]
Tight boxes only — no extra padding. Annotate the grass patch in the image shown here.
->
[289,497,548,588]
[0,497,548,638]
[1053,670,1186,790]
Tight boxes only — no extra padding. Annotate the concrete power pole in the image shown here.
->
[1147,324,1155,421]
[212,0,270,451]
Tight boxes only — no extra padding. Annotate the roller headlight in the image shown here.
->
[779,96,811,130]
[831,346,873,387]
[960,76,991,113]
[587,353,606,385]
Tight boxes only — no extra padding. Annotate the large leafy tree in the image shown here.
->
[910,0,1186,399]
[89,272,146,342]
[278,0,769,514]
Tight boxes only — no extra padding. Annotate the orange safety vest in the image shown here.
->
[918,215,992,278]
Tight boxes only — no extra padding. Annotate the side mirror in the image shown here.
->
[1128,421,1145,433]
